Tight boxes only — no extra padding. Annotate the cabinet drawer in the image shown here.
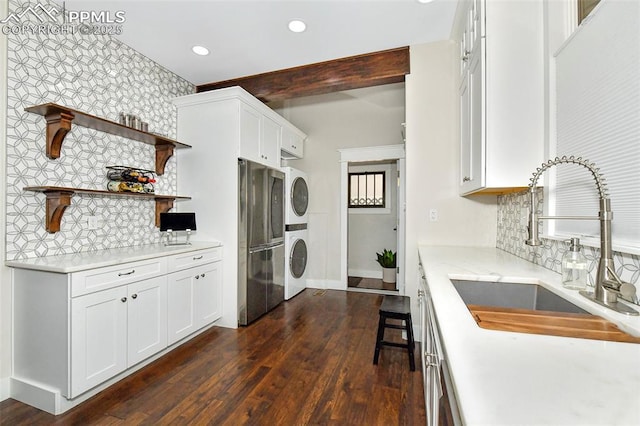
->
[71,258,167,297]
[167,247,222,273]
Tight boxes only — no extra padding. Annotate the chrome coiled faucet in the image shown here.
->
[525,156,638,316]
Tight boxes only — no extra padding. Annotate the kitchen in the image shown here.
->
[1,0,640,424]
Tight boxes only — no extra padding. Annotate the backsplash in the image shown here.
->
[497,189,640,286]
[4,0,194,260]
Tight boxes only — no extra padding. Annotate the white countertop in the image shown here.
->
[6,241,222,273]
[418,246,640,426]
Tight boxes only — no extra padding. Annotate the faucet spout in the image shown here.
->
[525,156,638,316]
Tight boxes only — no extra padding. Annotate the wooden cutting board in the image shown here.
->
[467,304,640,343]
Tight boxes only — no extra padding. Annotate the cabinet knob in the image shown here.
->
[131,294,137,299]
[121,297,127,303]
[195,275,200,279]
[462,50,470,62]
[462,176,471,182]
[201,273,205,278]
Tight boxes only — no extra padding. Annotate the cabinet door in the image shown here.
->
[71,286,127,397]
[418,281,430,419]
[260,115,280,168]
[281,125,304,159]
[459,70,471,191]
[460,42,485,195]
[167,268,197,345]
[239,103,261,164]
[127,276,168,367]
[194,261,223,328]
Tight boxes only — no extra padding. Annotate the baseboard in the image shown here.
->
[0,376,10,402]
[348,269,382,279]
[10,377,60,414]
[306,279,344,290]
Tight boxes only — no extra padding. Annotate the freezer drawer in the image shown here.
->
[241,244,284,325]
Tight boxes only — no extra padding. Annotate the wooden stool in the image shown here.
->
[373,295,416,371]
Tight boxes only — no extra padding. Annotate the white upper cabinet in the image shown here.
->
[457,0,544,195]
[280,124,305,159]
[175,87,306,170]
[260,115,281,168]
[239,103,281,169]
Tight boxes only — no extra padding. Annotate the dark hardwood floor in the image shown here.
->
[1,290,425,425]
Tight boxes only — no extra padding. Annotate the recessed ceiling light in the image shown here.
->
[417,0,434,3]
[288,20,306,33]
[192,45,210,56]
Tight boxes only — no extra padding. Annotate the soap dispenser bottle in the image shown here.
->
[562,237,588,290]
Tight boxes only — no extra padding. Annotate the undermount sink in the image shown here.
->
[451,280,588,314]
[449,280,640,343]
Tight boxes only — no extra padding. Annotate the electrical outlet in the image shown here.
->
[85,215,99,230]
[429,209,438,222]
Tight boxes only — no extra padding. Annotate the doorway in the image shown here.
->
[338,145,406,295]
[346,160,398,291]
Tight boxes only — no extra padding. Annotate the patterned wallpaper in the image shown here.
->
[4,0,194,260]
[497,189,640,286]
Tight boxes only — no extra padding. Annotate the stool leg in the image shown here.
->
[405,315,416,372]
[373,314,386,365]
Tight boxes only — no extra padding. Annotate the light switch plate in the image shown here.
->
[85,215,99,230]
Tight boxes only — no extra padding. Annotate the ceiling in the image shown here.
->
[61,0,459,86]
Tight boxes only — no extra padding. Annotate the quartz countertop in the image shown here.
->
[418,246,640,426]
[6,241,222,273]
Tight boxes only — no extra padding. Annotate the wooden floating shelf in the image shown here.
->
[24,103,191,175]
[24,186,191,233]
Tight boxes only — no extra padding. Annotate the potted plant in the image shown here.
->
[376,249,397,283]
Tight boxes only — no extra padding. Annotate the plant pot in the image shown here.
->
[382,267,396,284]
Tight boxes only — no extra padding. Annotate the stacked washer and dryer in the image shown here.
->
[282,167,309,300]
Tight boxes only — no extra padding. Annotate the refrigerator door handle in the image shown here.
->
[249,242,285,254]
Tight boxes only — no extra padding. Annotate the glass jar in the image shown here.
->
[561,237,588,290]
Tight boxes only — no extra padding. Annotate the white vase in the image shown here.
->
[382,267,396,283]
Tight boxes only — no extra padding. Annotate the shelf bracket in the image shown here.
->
[43,190,74,233]
[155,198,175,227]
[44,111,75,159]
[155,145,174,176]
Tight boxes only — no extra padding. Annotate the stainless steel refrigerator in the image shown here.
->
[238,159,285,326]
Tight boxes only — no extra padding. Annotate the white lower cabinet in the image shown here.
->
[127,277,168,367]
[71,276,167,397]
[419,262,461,426]
[10,245,222,414]
[167,261,222,345]
[71,286,128,397]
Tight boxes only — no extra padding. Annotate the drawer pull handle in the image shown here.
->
[121,297,127,303]
[118,269,135,276]
[193,255,204,260]
[131,294,138,299]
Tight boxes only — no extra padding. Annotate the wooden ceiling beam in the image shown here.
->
[196,46,410,103]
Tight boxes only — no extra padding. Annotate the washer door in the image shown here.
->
[290,238,308,278]
[291,176,309,217]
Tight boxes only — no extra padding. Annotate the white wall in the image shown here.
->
[0,0,10,401]
[273,83,406,288]
[405,41,497,324]
[348,161,398,279]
